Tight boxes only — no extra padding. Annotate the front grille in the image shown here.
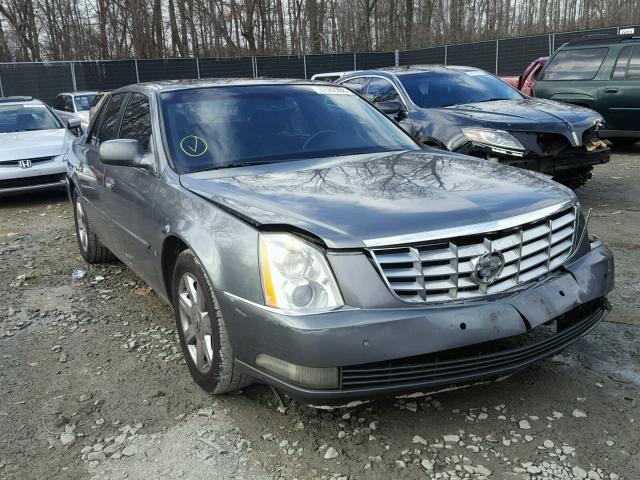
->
[0,173,65,189]
[370,207,578,303]
[0,156,54,167]
[340,299,605,390]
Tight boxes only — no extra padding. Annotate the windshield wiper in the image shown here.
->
[475,97,510,103]
[207,159,287,171]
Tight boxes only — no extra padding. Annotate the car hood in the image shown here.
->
[435,97,601,146]
[0,129,71,162]
[180,150,575,249]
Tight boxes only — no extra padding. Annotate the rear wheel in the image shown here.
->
[72,190,114,263]
[172,249,251,394]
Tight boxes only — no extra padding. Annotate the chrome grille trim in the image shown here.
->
[0,156,54,167]
[370,206,579,304]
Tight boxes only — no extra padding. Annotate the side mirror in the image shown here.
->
[100,139,143,167]
[67,117,81,129]
[376,100,406,118]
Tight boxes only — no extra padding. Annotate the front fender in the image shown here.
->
[154,168,264,306]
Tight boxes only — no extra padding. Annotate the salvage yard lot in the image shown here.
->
[1,148,639,480]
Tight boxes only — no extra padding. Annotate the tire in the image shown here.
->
[72,189,115,263]
[172,249,251,394]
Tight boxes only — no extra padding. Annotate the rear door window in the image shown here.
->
[542,48,608,80]
[63,95,75,112]
[92,93,127,145]
[53,95,64,110]
[611,46,632,79]
[628,46,640,79]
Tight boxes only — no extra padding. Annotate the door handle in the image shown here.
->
[105,177,115,190]
[604,88,619,93]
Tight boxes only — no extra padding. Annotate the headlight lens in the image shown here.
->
[260,233,343,312]
[461,128,525,151]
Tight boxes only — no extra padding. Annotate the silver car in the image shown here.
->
[0,96,79,195]
[52,91,98,131]
[67,80,614,403]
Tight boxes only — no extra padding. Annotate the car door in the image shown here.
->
[102,91,161,280]
[76,92,128,247]
[597,45,640,133]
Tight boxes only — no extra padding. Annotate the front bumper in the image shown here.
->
[506,147,610,176]
[219,241,614,403]
[458,143,610,176]
[0,160,67,195]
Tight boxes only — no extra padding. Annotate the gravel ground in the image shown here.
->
[1,148,639,480]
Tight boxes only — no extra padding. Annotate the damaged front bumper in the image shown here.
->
[457,142,610,177]
[219,240,614,403]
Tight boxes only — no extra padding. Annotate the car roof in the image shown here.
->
[58,91,98,96]
[114,78,329,95]
[343,65,484,77]
[561,34,640,48]
[0,96,44,106]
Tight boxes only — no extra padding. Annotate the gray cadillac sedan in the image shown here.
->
[66,79,614,403]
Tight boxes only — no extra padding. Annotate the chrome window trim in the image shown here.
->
[363,200,575,248]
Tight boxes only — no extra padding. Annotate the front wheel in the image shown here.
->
[172,249,251,394]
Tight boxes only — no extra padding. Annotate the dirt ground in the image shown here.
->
[1,148,639,480]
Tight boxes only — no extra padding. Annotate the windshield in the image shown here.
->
[74,94,96,111]
[399,70,523,108]
[0,104,63,133]
[161,85,419,173]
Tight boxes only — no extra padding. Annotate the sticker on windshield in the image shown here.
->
[23,104,46,108]
[310,86,353,95]
[179,135,208,157]
[464,70,488,76]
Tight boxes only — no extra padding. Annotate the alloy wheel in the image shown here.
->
[75,198,88,251]
[178,272,214,373]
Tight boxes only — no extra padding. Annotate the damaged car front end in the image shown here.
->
[337,66,610,189]
[454,112,610,189]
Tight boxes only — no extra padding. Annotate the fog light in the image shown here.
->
[256,354,339,389]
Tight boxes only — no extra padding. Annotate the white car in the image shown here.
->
[0,96,79,195]
[52,91,97,131]
[310,71,352,82]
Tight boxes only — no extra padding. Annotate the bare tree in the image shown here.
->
[0,0,639,61]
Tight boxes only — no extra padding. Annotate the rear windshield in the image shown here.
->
[74,94,96,111]
[161,85,419,174]
[0,104,62,133]
[398,70,523,108]
[541,47,608,81]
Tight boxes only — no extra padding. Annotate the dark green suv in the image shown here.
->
[536,35,640,144]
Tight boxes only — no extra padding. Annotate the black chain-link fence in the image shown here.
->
[1,24,638,105]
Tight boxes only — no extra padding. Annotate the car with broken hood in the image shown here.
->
[0,96,79,195]
[66,80,614,404]
[337,65,610,188]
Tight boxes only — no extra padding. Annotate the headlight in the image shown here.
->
[259,233,343,312]
[461,128,525,151]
